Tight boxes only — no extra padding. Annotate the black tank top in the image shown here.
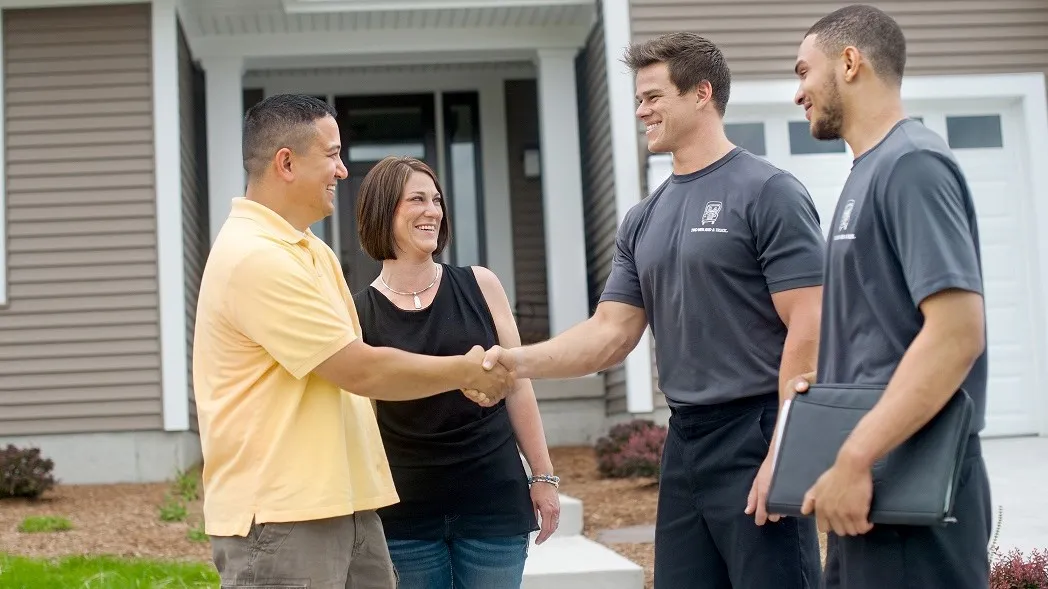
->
[353,264,538,539]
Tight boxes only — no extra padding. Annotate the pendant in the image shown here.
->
[413,294,422,310]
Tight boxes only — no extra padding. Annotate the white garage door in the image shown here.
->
[650,99,1038,437]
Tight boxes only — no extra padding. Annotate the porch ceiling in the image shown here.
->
[179,0,595,38]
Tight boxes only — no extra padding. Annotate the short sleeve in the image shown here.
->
[751,172,826,293]
[598,207,645,309]
[228,248,358,379]
[880,150,983,306]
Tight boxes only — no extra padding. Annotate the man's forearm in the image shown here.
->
[512,316,636,380]
[345,346,472,401]
[771,326,819,447]
[838,326,982,469]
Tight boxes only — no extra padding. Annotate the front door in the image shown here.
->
[335,94,438,294]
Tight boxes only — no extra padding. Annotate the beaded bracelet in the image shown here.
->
[528,474,561,489]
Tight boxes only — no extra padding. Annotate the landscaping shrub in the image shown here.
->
[990,547,1048,589]
[595,419,667,479]
[0,445,56,499]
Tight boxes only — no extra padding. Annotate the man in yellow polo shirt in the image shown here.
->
[192,94,514,589]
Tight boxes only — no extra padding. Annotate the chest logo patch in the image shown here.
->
[834,199,857,241]
[701,201,722,225]
[692,201,728,234]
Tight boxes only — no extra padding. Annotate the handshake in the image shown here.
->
[459,345,518,407]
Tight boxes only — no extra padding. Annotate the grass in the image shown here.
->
[18,516,72,533]
[0,554,219,589]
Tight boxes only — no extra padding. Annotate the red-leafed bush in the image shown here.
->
[594,419,667,479]
[990,547,1048,589]
[0,445,57,499]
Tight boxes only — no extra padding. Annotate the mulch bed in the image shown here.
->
[0,446,818,589]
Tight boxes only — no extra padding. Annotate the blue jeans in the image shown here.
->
[386,534,529,589]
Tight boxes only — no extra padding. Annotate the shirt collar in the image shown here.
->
[229,197,314,245]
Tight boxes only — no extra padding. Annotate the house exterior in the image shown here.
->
[0,0,1046,484]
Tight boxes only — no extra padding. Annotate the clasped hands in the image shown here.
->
[747,371,875,537]
[460,345,516,407]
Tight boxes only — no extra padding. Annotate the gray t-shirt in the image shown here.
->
[600,148,825,406]
[817,119,987,433]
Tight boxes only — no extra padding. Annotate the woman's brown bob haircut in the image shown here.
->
[356,156,451,261]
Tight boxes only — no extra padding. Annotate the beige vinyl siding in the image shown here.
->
[505,79,550,345]
[179,24,207,433]
[0,4,162,436]
[630,0,1048,79]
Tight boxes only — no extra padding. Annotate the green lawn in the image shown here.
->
[0,554,219,589]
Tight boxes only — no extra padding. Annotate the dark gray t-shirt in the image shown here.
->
[600,148,825,406]
[817,119,987,433]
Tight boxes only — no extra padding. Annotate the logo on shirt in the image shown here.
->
[691,201,728,234]
[834,199,856,241]
[701,201,722,225]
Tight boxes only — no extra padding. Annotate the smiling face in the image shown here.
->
[794,34,847,141]
[634,62,705,154]
[392,171,445,258]
[288,114,347,221]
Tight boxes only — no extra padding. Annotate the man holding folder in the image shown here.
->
[787,4,992,589]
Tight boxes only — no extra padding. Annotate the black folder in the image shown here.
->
[765,383,974,526]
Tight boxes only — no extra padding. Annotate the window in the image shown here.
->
[946,115,1003,149]
[443,92,485,267]
[725,122,766,155]
[788,121,846,154]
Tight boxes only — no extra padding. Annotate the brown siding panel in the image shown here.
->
[504,79,550,344]
[179,24,207,433]
[0,4,163,436]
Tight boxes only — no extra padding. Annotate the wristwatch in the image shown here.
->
[528,473,561,489]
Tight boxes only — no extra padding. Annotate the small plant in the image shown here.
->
[173,469,200,502]
[158,495,188,523]
[187,520,208,543]
[0,445,57,499]
[594,419,667,479]
[18,515,72,533]
[990,546,1048,589]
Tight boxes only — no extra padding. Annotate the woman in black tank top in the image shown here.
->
[351,156,561,589]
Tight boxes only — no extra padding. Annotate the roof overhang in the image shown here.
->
[281,0,590,13]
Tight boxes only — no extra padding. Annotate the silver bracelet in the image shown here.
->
[528,474,560,489]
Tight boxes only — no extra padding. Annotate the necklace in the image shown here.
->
[380,264,440,310]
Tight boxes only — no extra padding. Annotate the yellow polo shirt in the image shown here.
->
[192,197,398,537]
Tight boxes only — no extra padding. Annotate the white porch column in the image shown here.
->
[535,49,589,335]
[602,0,654,413]
[153,0,189,430]
[202,56,245,243]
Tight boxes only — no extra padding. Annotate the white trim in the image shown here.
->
[203,56,245,244]
[729,72,1048,437]
[153,0,189,432]
[601,0,651,413]
[536,48,589,335]
[0,9,7,308]
[479,79,517,307]
[193,25,591,60]
[282,0,589,12]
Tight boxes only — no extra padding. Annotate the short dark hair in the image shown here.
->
[805,4,907,84]
[623,32,731,116]
[242,94,338,179]
[356,156,450,261]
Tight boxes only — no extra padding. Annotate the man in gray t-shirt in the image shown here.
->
[791,6,991,589]
[486,33,825,588]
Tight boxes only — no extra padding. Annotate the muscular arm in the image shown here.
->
[838,290,984,470]
[770,285,821,443]
[509,301,648,380]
